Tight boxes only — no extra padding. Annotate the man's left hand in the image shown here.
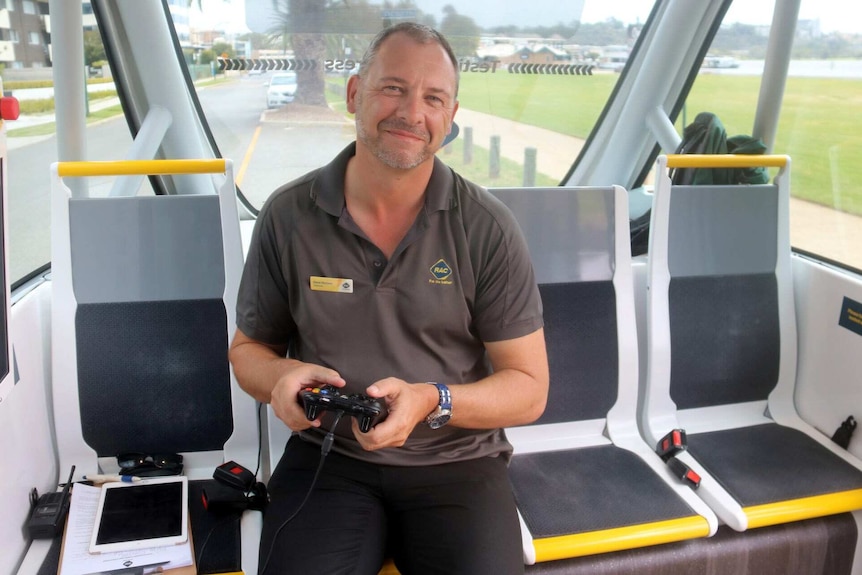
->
[352,378,438,450]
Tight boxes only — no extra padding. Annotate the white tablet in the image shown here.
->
[89,476,188,554]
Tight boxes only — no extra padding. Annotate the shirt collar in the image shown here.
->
[310,142,456,217]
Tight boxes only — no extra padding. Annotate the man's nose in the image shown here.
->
[397,92,423,123]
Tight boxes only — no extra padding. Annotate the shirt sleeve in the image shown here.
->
[469,191,544,343]
[235,195,297,346]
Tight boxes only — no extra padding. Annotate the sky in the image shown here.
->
[191,0,861,36]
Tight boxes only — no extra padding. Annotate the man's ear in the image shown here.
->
[346,75,360,114]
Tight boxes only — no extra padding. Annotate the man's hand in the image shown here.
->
[352,378,438,451]
[229,328,347,432]
[269,363,345,432]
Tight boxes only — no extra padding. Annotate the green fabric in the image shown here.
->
[673,112,769,185]
[727,134,769,184]
[631,113,770,257]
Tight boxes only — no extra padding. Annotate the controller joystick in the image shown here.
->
[299,385,385,433]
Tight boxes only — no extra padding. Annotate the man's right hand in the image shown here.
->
[229,328,347,432]
[270,363,346,431]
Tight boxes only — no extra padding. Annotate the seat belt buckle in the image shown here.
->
[656,428,687,461]
[666,456,701,489]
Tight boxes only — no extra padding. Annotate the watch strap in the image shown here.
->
[429,382,452,410]
[424,382,452,428]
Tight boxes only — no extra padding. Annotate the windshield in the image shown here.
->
[185,0,654,209]
[4,0,862,284]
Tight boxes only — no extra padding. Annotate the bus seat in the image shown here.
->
[49,159,261,574]
[523,511,858,574]
[490,186,717,565]
[642,154,862,532]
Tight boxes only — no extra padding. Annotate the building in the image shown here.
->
[502,44,569,66]
[82,0,96,32]
[166,0,191,46]
[0,0,50,69]
[0,0,222,79]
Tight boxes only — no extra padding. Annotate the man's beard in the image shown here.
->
[355,110,434,170]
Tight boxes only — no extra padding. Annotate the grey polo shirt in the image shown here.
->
[237,143,543,466]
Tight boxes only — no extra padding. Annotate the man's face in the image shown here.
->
[347,33,459,170]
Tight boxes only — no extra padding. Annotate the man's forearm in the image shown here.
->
[228,329,295,403]
[447,369,548,429]
[447,328,549,429]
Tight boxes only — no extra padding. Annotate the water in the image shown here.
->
[707,59,862,78]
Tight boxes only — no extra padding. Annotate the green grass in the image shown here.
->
[683,75,862,215]
[437,138,558,187]
[6,76,229,138]
[6,103,125,138]
[17,89,118,115]
[12,73,862,215]
[0,77,115,90]
[458,71,618,138]
[458,71,862,216]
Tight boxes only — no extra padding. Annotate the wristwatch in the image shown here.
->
[424,382,452,429]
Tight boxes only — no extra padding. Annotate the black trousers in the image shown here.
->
[259,435,525,575]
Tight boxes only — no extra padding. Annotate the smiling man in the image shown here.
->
[350,30,458,171]
[230,22,548,575]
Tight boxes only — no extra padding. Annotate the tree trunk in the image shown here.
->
[289,0,327,106]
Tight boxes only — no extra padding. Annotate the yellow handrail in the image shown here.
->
[665,154,788,169]
[56,159,227,178]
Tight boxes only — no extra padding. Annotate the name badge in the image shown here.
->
[310,276,353,293]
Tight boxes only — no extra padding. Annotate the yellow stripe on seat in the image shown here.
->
[378,559,400,575]
[744,488,862,529]
[665,154,788,169]
[532,516,711,562]
[56,159,227,177]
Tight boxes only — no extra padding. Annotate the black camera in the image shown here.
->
[202,461,267,512]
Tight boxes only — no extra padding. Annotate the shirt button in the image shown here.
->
[373,260,383,268]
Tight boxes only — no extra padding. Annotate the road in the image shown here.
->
[7,117,140,282]
[5,75,278,282]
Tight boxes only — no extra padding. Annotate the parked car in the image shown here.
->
[266,72,298,108]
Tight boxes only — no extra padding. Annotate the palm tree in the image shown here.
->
[270,0,328,106]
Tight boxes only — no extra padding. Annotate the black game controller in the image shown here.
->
[299,385,384,433]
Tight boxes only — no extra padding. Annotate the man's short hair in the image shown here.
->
[358,22,460,96]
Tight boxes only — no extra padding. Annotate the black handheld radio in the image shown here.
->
[27,465,76,539]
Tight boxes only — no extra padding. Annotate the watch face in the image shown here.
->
[427,412,451,429]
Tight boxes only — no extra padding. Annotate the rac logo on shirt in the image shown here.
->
[429,259,453,285]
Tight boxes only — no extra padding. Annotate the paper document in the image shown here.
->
[59,483,193,575]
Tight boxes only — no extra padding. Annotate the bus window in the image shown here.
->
[5,10,142,286]
[182,0,653,210]
[683,0,862,272]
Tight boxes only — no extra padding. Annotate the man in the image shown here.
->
[229,22,549,575]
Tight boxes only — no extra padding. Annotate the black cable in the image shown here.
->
[244,402,265,501]
[258,410,345,575]
[254,401,264,479]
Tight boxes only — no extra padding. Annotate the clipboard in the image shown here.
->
[57,483,197,575]
[58,519,197,575]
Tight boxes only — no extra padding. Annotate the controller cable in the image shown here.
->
[259,409,346,575]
